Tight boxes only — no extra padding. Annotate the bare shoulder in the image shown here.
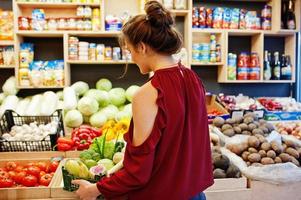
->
[131,81,158,146]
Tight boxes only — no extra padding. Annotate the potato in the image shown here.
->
[284,140,296,148]
[223,129,235,137]
[248,136,260,148]
[261,157,275,165]
[259,119,266,124]
[226,164,241,178]
[242,131,252,135]
[244,117,254,124]
[279,153,292,162]
[248,123,258,131]
[274,157,282,163]
[252,128,264,136]
[271,141,284,154]
[227,144,245,155]
[226,118,236,125]
[248,147,258,153]
[253,121,260,127]
[213,168,226,179]
[222,124,233,132]
[239,123,249,131]
[242,151,251,161]
[252,162,263,167]
[261,142,271,151]
[213,154,230,170]
[297,148,301,156]
[244,112,257,119]
[258,150,267,158]
[267,150,276,159]
[248,153,261,163]
[234,126,242,134]
[291,157,300,167]
[265,123,275,132]
[282,144,287,150]
[213,117,225,127]
[255,134,267,143]
[211,146,221,154]
[285,147,299,159]
[246,161,251,166]
[234,116,243,124]
[259,126,269,134]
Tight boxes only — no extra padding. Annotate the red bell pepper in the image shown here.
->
[57,143,73,151]
[57,137,74,146]
[77,140,90,150]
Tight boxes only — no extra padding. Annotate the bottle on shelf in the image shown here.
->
[286,0,296,29]
[281,1,288,29]
[263,50,271,80]
[281,55,292,80]
[272,52,281,80]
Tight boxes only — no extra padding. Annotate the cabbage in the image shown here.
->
[77,97,99,116]
[97,159,114,171]
[96,78,112,92]
[83,115,91,124]
[0,93,6,105]
[71,81,89,96]
[65,109,83,128]
[108,88,126,107]
[90,112,107,128]
[2,76,18,96]
[85,89,110,107]
[56,91,64,100]
[123,104,132,115]
[101,105,119,120]
[125,85,140,102]
[115,110,131,121]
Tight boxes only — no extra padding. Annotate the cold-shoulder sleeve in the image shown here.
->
[97,79,166,199]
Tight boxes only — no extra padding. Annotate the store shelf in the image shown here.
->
[17,85,65,89]
[16,30,65,37]
[67,60,134,64]
[170,9,190,16]
[16,2,100,9]
[192,28,224,34]
[0,65,15,69]
[228,29,263,36]
[69,31,121,37]
[219,80,262,83]
[191,62,223,66]
[0,40,14,46]
[263,80,295,83]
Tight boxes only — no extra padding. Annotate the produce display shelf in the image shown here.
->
[170,9,190,16]
[16,2,100,8]
[0,40,14,46]
[191,62,224,66]
[17,85,65,89]
[67,60,134,64]
[16,31,65,37]
[219,80,263,83]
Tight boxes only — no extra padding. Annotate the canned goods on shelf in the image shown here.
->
[112,47,121,61]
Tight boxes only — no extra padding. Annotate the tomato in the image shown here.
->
[15,166,24,173]
[0,171,9,179]
[8,171,16,179]
[48,161,59,173]
[27,166,41,178]
[36,162,47,172]
[0,178,14,188]
[14,172,26,184]
[0,167,6,172]
[22,175,38,187]
[5,162,17,171]
[39,171,46,179]
[39,174,52,186]
[25,162,36,168]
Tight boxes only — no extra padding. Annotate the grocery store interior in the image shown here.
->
[0,0,301,199]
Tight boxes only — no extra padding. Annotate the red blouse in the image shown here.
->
[97,65,214,200]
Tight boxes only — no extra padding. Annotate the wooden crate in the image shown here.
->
[205,188,251,200]
[0,156,62,200]
[65,151,82,158]
[0,151,65,160]
[50,159,79,199]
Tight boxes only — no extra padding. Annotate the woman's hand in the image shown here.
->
[72,180,101,200]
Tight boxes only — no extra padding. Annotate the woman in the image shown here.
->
[72,1,213,199]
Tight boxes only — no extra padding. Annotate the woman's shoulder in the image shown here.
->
[132,82,158,106]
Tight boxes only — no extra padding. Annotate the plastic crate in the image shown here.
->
[62,166,104,199]
[0,109,64,152]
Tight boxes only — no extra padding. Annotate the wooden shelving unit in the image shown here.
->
[0,66,16,69]
[0,40,14,46]
[5,0,300,88]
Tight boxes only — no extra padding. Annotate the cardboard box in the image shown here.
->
[206,95,230,123]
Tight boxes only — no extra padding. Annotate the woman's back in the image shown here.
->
[126,65,214,199]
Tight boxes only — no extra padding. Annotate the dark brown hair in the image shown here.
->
[120,0,183,55]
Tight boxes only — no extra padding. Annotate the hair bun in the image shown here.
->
[145,1,174,28]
